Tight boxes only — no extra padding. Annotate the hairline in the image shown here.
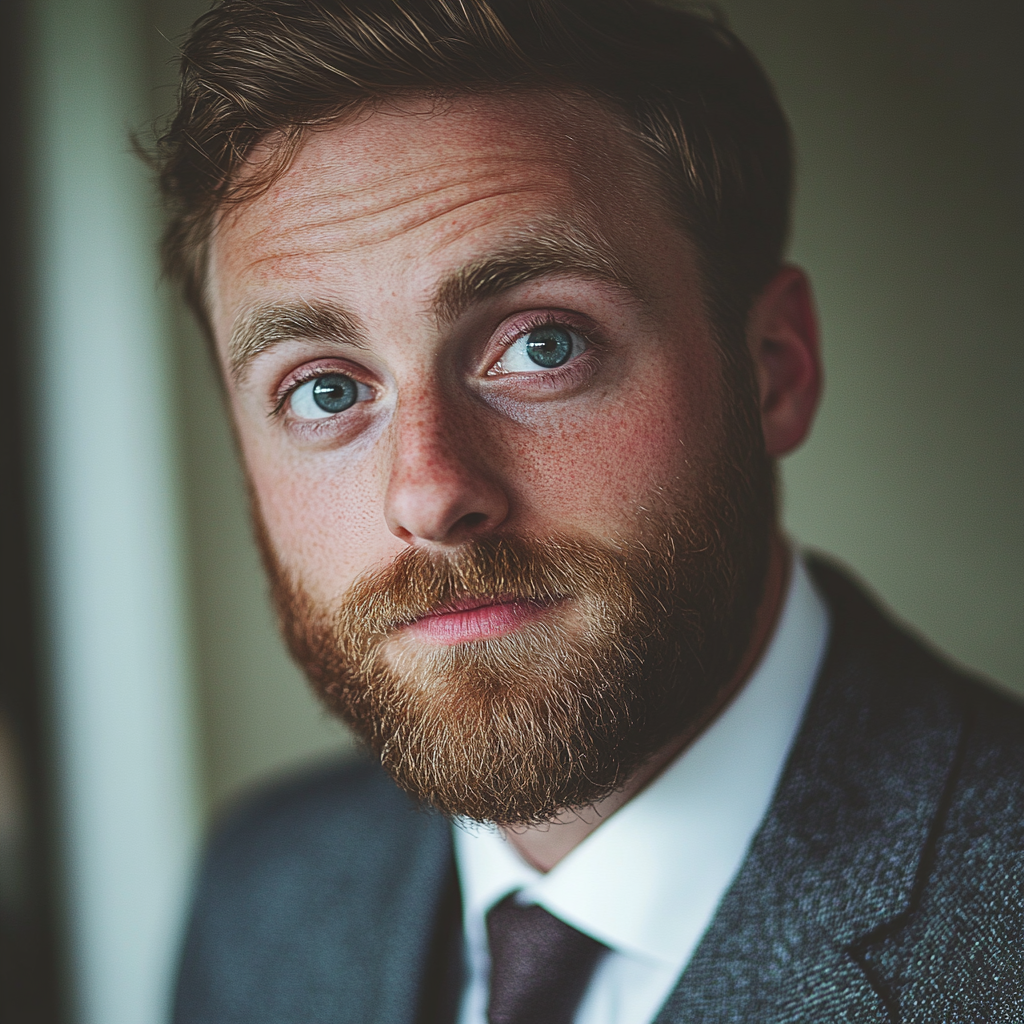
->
[195,84,699,335]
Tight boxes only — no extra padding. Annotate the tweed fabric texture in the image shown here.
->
[172,760,453,1024]
[173,560,1024,1024]
[654,559,1024,1022]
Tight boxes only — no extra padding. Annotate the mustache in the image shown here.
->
[334,533,641,635]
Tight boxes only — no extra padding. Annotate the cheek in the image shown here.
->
[242,437,397,602]
[511,372,714,539]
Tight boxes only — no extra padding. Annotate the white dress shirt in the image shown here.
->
[453,551,831,1024]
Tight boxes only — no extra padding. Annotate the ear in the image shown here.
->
[746,266,823,457]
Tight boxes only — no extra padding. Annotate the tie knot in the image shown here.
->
[485,893,609,1024]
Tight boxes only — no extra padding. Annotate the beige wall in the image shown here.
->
[148,0,1022,816]
[723,0,1022,695]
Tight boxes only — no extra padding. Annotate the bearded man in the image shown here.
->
[159,2,1024,1022]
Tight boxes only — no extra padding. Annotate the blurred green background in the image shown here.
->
[143,0,1023,815]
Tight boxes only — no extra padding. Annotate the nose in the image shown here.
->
[383,387,510,546]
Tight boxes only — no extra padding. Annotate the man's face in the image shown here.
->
[207,92,774,822]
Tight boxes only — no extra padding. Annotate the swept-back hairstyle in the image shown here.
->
[154,0,792,341]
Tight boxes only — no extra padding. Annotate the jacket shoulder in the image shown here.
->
[662,556,1023,1023]
[808,553,1024,863]
[202,754,421,871]
[807,552,1024,742]
[808,556,1024,1020]
[174,756,454,1024]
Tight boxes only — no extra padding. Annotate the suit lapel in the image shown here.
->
[655,560,967,1023]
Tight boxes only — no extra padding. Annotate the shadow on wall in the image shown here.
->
[147,0,1022,820]
[734,0,1023,695]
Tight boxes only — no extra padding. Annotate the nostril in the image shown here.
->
[383,452,510,544]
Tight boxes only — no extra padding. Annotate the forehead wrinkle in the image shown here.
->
[228,299,367,387]
[432,222,648,326]
[245,178,564,269]
[245,191,561,278]
[298,149,552,209]
[249,147,566,239]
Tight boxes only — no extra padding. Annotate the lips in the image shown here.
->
[400,595,554,644]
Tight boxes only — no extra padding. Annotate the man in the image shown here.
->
[159,1,1023,1021]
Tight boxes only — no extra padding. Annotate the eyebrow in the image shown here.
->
[227,225,644,385]
[228,300,367,386]
[432,224,646,326]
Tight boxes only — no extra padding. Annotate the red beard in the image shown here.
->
[257,361,774,825]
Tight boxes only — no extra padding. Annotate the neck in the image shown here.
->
[500,529,792,873]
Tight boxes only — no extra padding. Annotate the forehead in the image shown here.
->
[207,91,683,330]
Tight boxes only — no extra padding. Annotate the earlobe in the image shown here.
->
[747,266,823,458]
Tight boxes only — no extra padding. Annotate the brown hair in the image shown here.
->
[154,0,792,340]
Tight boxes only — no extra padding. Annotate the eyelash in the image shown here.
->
[269,310,600,420]
[489,311,599,375]
[270,360,373,418]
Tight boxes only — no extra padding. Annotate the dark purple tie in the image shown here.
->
[485,893,610,1024]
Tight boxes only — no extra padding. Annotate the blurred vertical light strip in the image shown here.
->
[26,0,200,1021]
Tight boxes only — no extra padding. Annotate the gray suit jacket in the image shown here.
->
[173,560,1024,1023]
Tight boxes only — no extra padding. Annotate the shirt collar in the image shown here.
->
[455,551,830,968]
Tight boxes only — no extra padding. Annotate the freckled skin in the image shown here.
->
[208,92,726,606]
[208,90,823,869]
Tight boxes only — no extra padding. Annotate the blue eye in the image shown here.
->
[312,374,357,412]
[526,326,573,367]
[290,373,363,419]
[495,326,586,374]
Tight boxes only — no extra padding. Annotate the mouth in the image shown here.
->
[399,595,558,645]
